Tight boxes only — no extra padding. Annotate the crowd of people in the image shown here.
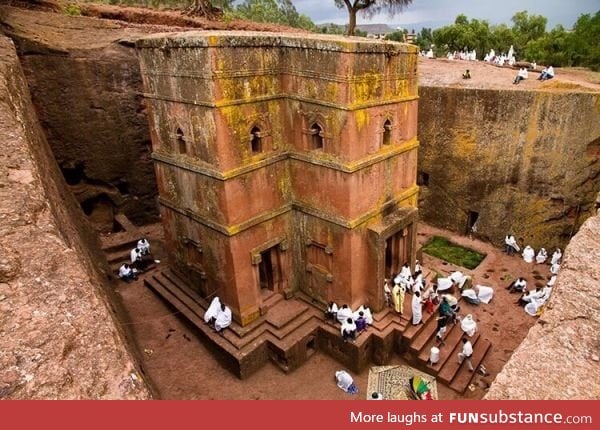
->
[503,234,561,317]
[118,237,159,282]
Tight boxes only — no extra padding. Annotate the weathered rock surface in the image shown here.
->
[418,85,600,250]
[0,35,150,399]
[486,213,600,399]
[0,6,162,229]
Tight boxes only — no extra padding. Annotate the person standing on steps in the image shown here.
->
[457,337,474,372]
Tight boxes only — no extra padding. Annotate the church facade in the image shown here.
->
[137,32,419,326]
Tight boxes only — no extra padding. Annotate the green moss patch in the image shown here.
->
[422,236,486,270]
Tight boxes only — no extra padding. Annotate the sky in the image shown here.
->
[292,0,600,31]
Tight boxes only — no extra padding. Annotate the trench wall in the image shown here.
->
[486,211,600,399]
[418,86,600,250]
[0,35,151,399]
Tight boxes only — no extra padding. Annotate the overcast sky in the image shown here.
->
[293,0,600,30]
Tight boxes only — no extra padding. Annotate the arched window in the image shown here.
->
[250,126,262,153]
[176,128,186,154]
[383,119,392,146]
[310,123,323,150]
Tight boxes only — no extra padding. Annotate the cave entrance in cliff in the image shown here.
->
[81,194,117,233]
[466,210,479,235]
[258,246,282,294]
[384,227,410,278]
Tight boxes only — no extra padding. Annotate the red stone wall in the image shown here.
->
[137,32,420,326]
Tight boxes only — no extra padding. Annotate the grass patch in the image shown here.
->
[422,236,486,270]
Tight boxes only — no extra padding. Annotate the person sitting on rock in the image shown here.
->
[354,304,373,325]
[507,276,527,293]
[462,69,471,79]
[341,317,357,342]
[522,245,535,263]
[538,65,555,81]
[118,263,137,282]
[336,304,353,324]
[214,303,232,334]
[325,301,338,322]
[354,311,367,333]
[137,237,151,256]
[513,67,528,84]
[536,247,548,264]
[204,296,221,326]
[130,247,148,272]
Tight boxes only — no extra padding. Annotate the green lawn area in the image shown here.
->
[421,236,486,270]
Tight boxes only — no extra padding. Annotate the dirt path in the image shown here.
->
[110,222,546,400]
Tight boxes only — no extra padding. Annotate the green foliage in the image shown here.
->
[234,0,315,30]
[430,9,599,70]
[422,236,486,270]
[64,3,82,16]
[415,27,433,51]
[385,30,406,42]
[334,0,413,36]
[511,10,547,54]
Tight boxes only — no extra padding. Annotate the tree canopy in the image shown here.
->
[430,10,600,70]
[334,0,413,36]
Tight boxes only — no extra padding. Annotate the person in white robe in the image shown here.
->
[507,277,527,293]
[461,314,478,337]
[461,288,480,305]
[551,248,562,265]
[325,301,338,321]
[550,262,561,275]
[436,276,454,292]
[525,286,552,316]
[336,304,353,324]
[214,303,232,332]
[399,263,412,281]
[449,271,471,290]
[426,49,434,58]
[504,234,520,255]
[518,286,545,305]
[412,273,424,293]
[414,260,423,274]
[204,296,221,324]
[341,318,357,342]
[137,238,151,256]
[474,284,494,304]
[536,248,548,264]
[118,263,137,282]
[522,245,535,263]
[411,291,424,325]
[547,274,557,287]
[335,370,355,393]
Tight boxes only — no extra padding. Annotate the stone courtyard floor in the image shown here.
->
[111,222,548,399]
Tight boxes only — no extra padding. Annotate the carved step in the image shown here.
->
[408,309,440,354]
[418,321,464,371]
[437,333,482,384]
[449,338,492,394]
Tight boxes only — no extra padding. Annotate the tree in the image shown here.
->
[234,0,315,29]
[185,0,226,17]
[511,11,547,54]
[334,0,413,36]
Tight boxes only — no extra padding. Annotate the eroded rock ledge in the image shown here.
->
[0,35,150,399]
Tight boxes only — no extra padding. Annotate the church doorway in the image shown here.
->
[384,227,411,279]
[258,246,282,293]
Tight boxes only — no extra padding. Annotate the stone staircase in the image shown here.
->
[142,268,491,392]
[144,269,325,377]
